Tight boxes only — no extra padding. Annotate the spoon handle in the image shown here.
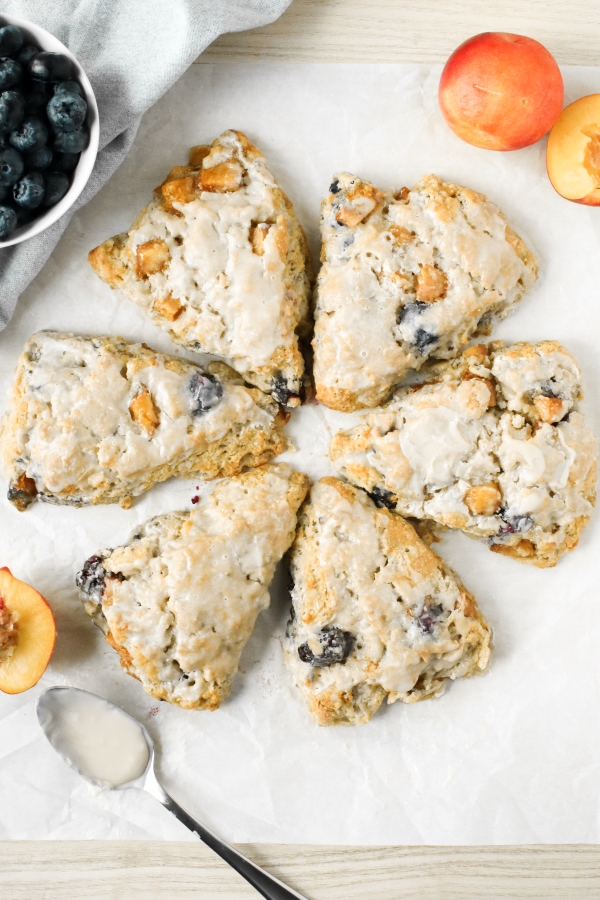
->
[143,769,308,900]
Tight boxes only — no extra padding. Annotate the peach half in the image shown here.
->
[547,95,600,205]
[0,567,56,694]
[439,32,564,151]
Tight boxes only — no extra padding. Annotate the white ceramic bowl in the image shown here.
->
[0,14,99,248]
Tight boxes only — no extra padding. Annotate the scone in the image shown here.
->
[77,465,308,710]
[313,173,538,412]
[284,477,491,726]
[88,129,312,407]
[0,331,288,511]
[330,341,598,567]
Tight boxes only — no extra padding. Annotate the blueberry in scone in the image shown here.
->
[329,341,598,568]
[76,464,309,710]
[284,478,491,726]
[313,173,538,412]
[0,331,289,511]
[88,130,312,408]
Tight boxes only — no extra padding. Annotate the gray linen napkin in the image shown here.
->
[0,0,292,329]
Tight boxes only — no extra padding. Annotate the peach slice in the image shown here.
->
[546,95,600,205]
[0,567,56,694]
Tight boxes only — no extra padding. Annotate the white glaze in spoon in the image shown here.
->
[37,686,150,788]
[36,687,307,900]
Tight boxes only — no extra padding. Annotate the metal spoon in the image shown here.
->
[37,686,307,900]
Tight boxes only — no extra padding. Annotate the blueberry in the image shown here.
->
[54,80,83,98]
[0,89,24,133]
[0,203,16,238]
[413,328,438,353]
[399,302,439,353]
[0,182,8,201]
[498,508,533,535]
[417,604,444,635]
[0,57,23,91]
[298,626,354,667]
[42,171,69,207]
[30,51,72,83]
[539,380,560,399]
[17,44,39,67]
[75,555,107,604]
[271,374,299,406]
[6,473,37,507]
[25,86,50,117]
[397,300,426,326]
[53,150,79,172]
[367,486,397,510]
[13,171,45,209]
[189,372,223,414]
[47,90,87,132]
[329,179,341,193]
[53,125,88,153]
[26,144,53,170]
[0,146,23,185]
[0,26,23,58]
[14,204,34,227]
[9,116,47,152]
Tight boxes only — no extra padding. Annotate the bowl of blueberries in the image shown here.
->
[0,15,99,246]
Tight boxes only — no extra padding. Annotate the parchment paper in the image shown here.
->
[1,63,600,844]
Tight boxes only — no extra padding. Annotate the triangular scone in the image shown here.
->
[77,465,309,709]
[330,341,598,568]
[313,173,538,412]
[284,478,491,726]
[0,332,288,511]
[88,130,311,407]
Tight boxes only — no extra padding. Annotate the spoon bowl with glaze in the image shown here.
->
[37,687,307,900]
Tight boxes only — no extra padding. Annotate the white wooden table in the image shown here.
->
[4,0,600,896]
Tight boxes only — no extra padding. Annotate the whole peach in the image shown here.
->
[439,32,564,151]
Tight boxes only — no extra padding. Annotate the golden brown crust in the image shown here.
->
[1,332,288,510]
[285,478,492,726]
[88,130,312,408]
[329,341,597,569]
[80,465,309,710]
[316,383,395,413]
[314,172,538,413]
[88,234,129,288]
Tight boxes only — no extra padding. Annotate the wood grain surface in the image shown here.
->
[3,842,600,899]
[201,0,600,65]
[8,1,600,897]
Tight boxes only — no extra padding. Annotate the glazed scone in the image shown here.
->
[76,465,309,710]
[88,130,312,407]
[313,173,538,411]
[0,331,288,511]
[284,478,491,726]
[330,341,598,568]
